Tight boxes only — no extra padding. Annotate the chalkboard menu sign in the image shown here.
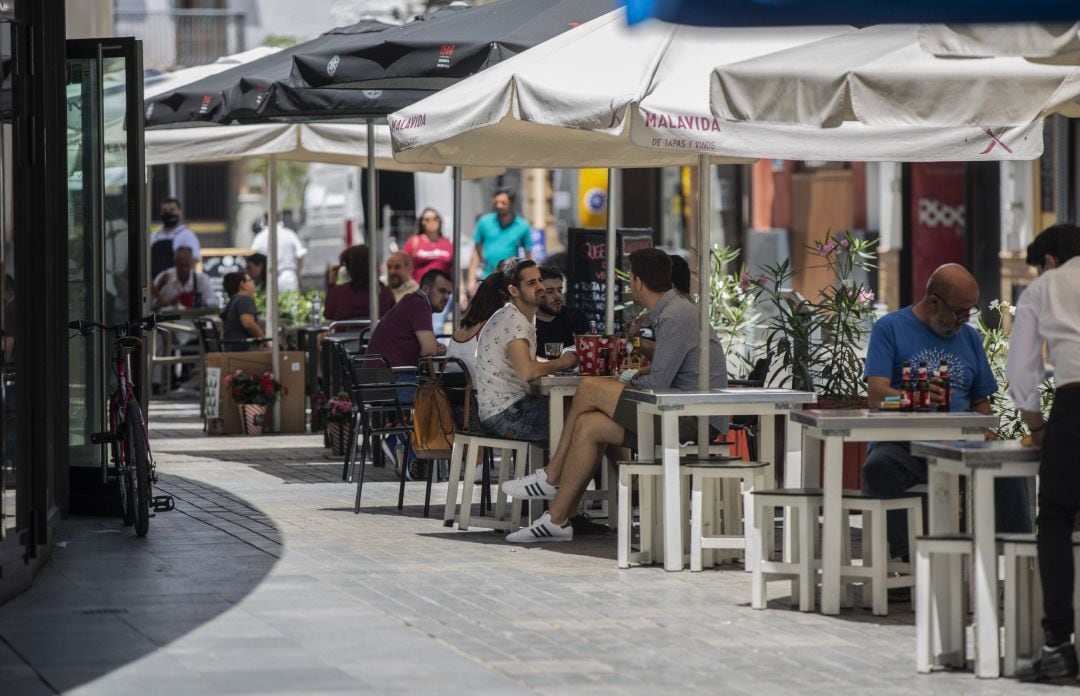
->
[566,227,654,335]
[199,250,249,309]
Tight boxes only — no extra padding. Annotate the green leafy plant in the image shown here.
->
[974,298,1055,440]
[752,230,878,401]
[223,369,285,406]
[254,288,326,328]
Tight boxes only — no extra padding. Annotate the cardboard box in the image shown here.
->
[205,351,307,434]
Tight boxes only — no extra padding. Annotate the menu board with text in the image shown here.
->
[566,227,654,335]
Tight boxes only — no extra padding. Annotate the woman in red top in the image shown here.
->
[402,208,453,282]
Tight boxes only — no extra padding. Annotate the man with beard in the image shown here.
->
[534,266,588,355]
[384,251,419,303]
[861,263,1031,563]
[476,259,578,442]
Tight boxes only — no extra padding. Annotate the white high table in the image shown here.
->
[911,440,1040,678]
[622,388,816,571]
[791,410,999,616]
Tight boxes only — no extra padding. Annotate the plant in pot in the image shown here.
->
[751,230,879,487]
[224,369,285,435]
[709,245,761,379]
[316,392,353,456]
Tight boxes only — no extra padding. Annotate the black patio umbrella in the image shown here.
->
[145,17,399,127]
[182,0,612,124]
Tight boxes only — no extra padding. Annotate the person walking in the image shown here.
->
[467,189,532,299]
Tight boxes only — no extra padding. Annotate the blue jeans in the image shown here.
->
[481,396,549,445]
[861,441,1032,559]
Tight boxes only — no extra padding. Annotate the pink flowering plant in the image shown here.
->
[223,369,285,406]
[751,229,878,400]
[313,391,352,430]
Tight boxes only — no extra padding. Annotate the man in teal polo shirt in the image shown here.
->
[467,188,532,298]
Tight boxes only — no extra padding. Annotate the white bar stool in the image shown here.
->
[443,432,542,532]
[840,491,922,616]
[915,534,971,673]
[750,488,823,612]
[686,459,770,571]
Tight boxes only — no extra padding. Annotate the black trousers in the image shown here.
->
[1037,388,1080,645]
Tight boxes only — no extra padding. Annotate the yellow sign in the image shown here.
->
[578,168,609,228]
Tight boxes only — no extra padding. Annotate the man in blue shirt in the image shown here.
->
[467,188,532,297]
[862,264,1031,561]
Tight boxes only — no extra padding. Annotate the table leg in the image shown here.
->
[549,390,565,451]
[928,463,962,666]
[661,414,683,571]
[759,413,777,489]
[972,471,1001,678]
[820,435,844,615]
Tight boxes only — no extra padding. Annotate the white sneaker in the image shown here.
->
[506,512,573,544]
[500,469,557,500]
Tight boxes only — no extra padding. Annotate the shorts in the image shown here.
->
[481,395,550,444]
[612,392,719,451]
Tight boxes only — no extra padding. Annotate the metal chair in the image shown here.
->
[335,344,414,513]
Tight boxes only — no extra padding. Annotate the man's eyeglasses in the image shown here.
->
[930,292,978,322]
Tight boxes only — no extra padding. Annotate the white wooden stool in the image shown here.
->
[750,488,823,612]
[840,491,922,616]
[443,432,543,532]
[999,534,1041,677]
[686,459,770,572]
[915,535,971,673]
[616,461,692,568]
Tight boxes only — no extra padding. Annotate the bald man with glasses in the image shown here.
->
[861,263,1031,566]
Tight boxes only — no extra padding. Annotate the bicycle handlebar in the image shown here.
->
[69,312,183,336]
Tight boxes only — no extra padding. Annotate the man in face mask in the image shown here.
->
[150,198,202,279]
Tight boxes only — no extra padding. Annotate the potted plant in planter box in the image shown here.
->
[315,392,353,456]
[224,369,285,435]
[751,230,879,487]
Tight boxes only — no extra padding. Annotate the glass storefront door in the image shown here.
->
[65,39,145,477]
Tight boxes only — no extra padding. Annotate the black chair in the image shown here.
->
[334,344,415,514]
[321,320,371,395]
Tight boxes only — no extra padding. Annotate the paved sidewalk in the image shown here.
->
[0,400,1052,694]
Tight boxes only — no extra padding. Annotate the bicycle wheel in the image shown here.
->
[113,402,134,526]
[125,400,151,537]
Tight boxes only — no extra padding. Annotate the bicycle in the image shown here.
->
[69,312,179,537]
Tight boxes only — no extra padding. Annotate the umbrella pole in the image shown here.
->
[452,166,463,327]
[605,168,618,334]
[697,155,710,456]
[268,155,281,433]
[367,120,379,325]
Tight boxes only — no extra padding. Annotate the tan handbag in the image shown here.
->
[412,358,470,457]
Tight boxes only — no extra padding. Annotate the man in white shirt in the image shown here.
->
[150,246,217,309]
[475,259,577,443]
[251,214,308,292]
[1008,224,1080,682]
[149,197,201,279]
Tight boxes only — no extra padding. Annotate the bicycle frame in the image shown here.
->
[105,336,144,483]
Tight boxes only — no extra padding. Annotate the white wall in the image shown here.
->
[240,0,422,46]
[1000,161,1034,253]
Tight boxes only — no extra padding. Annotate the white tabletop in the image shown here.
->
[911,440,1041,467]
[624,388,816,408]
[791,409,998,432]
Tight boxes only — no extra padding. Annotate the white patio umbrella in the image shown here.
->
[709,23,1080,128]
[918,22,1080,58]
[391,9,1044,409]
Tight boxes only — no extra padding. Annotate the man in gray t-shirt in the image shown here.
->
[501,248,728,543]
[476,260,577,442]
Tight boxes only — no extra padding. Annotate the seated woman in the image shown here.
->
[447,271,508,380]
[324,244,395,326]
[220,271,265,351]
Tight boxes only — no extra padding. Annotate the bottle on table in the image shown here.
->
[311,294,322,329]
[899,360,913,412]
[915,361,931,412]
[936,357,951,411]
[627,336,643,369]
[588,319,598,335]
[616,340,629,372]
